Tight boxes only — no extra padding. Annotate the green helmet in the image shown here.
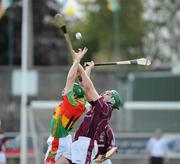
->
[111,90,123,109]
[73,83,85,98]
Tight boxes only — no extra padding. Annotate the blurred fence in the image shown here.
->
[123,101,180,132]
[5,132,180,164]
[128,72,180,101]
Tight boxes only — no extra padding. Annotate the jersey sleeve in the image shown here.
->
[91,96,112,116]
[106,126,116,151]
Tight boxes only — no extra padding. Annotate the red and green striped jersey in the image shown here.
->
[50,90,86,138]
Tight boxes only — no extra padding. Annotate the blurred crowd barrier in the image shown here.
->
[4,132,180,164]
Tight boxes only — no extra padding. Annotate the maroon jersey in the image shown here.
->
[96,124,115,156]
[74,96,112,142]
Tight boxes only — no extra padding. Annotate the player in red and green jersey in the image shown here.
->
[44,47,88,164]
[50,83,86,138]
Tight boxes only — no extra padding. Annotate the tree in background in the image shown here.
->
[4,0,175,67]
[70,0,145,63]
[143,0,180,72]
[32,0,70,65]
[0,0,21,65]
[0,0,70,66]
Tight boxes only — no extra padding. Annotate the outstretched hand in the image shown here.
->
[72,47,88,62]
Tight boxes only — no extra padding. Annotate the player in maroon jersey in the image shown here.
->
[92,124,116,164]
[70,61,122,164]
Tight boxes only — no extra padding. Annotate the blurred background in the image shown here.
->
[0,0,180,164]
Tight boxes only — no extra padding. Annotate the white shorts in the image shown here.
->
[44,134,72,162]
[0,152,6,164]
[71,136,98,164]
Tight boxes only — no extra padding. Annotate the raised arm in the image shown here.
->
[84,61,94,77]
[77,62,100,101]
[64,47,88,95]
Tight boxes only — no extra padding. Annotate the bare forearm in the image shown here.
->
[66,47,87,85]
[84,61,94,77]
[64,60,80,94]
[78,65,93,89]
[85,67,92,77]
[78,64,99,101]
[66,60,80,82]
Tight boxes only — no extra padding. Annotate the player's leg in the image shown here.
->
[44,136,59,163]
[44,161,55,164]
[55,134,72,164]
[55,157,71,164]
[71,137,98,164]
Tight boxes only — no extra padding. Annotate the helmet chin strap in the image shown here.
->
[106,101,114,110]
